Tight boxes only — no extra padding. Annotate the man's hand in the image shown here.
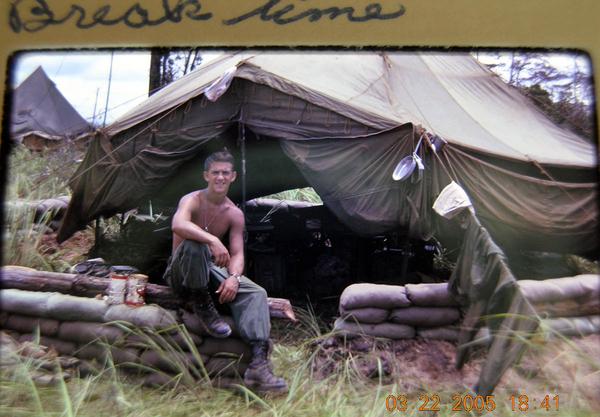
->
[216,276,239,304]
[208,238,230,268]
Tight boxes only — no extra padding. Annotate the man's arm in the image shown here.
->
[216,208,245,304]
[171,194,230,267]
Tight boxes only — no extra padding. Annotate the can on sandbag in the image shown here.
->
[126,274,148,306]
[108,267,130,304]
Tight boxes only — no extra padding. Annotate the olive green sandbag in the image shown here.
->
[532,297,600,318]
[4,314,61,337]
[518,275,600,304]
[18,333,77,356]
[125,329,203,350]
[196,336,252,361]
[541,315,600,337]
[389,306,461,327]
[47,293,109,322]
[339,306,390,324]
[204,356,248,378]
[138,349,193,374]
[340,284,411,310]
[405,283,460,307]
[58,321,126,345]
[333,317,415,339]
[75,343,139,366]
[0,289,52,317]
[104,304,178,330]
[416,326,461,341]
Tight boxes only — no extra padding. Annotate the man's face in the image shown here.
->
[204,161,236,194]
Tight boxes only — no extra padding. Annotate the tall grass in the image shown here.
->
[2,143,87,271]
[2,307,599,417]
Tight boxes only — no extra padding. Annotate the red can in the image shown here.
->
[108,272,127,304]
[126,274,148,306]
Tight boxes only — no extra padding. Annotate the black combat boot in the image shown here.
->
[244,341,287,393]
[191,287,232,338]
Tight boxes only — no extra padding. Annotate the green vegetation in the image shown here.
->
[2,311,599,416]
[2,143,91,271]
[264,187,323,204]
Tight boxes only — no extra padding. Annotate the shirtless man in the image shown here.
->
[162,149,286,392]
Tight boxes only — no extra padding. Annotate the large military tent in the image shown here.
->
[10,66,92,150]
[56,51,598,395]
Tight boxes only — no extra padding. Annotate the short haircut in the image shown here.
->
[204,148,235,172]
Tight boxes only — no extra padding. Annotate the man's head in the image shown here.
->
[204,148,235,172]
[204,149,236,194]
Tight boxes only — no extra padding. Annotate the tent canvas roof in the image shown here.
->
[108,51,596,168]
[10,66,91,141]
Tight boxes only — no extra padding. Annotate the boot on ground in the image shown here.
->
[244,341,287,393]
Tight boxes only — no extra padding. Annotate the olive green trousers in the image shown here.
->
[163,239,270,343]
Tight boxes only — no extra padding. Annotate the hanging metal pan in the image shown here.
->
[392,155,417,181]
[392,135,425,181]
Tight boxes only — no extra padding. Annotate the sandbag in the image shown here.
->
[196,336,252,361]
[185,351,210,366]
[4,314,60,337]
[339,306,390,324]
[333,317,415,339]
[47,293,109,322]
[180,309,240,338]
[58,321,126,345]
[541,316,600,337]
[135,372,181,389]
[18,334,77,356]
[340,284,411,310]
[389,306,461,327]
[416,326,460,341]
[518,275,600,304]
[204,356,248,378]
[104,304,178,330]
[138,349,193,374]
[125,330,203,350]
[405,283,460,307]
[0,311,9,327]
[0,289,52,317]
[532,297,600,318]
[76,344,140,366]
[211,376,240,390]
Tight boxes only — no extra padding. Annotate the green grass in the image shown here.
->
[2,143,90,271]
[2,309,599,417]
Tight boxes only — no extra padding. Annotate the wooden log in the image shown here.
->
[1,266,296,321]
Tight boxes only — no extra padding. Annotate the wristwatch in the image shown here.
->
[229,273,241,285]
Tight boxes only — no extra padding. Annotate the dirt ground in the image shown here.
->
[308,332,600,408]
[39,231,95,267]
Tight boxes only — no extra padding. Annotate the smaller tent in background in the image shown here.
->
[10,66,92,151]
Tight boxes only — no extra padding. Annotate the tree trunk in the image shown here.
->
[149,48,167,97]
[0,266,296,321]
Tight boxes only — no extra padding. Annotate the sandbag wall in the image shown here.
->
[0,288,252,388]
[334,283,462,341]
[517,274,600,337]
[334,275,600,341]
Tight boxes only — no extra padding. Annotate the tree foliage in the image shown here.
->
[479,51,595,142]
[148,48,204,96]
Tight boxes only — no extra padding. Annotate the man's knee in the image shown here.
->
[247,283,268,303]
[179,239,210,258]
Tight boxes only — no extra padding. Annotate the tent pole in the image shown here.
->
[240,122,247,218]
